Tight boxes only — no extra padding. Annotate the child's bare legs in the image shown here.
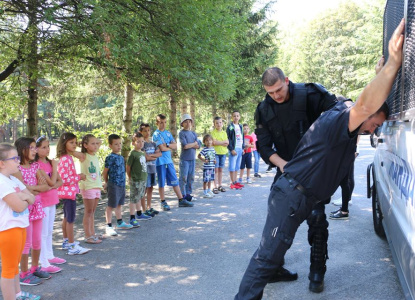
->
[215,167,223,187]
[83,198,94,238]
[105,206,114,224]
[91,198,99,236]
[31,249,40,268]
[230,170,237,183]
[66,222,75,243]
[129,201,141,216]
[239,168,245,180]
[208,181,212,190]
[159,187,165,200]
[246,168,251,178]
[146,186,153,209]
[140,196,146,212]
[115,205,122,219]
[62,217,67,240]
[1,276,20,300]
[20,255,29,273]
[172,185,183,199]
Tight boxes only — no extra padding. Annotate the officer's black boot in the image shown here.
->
[307,208,329,293]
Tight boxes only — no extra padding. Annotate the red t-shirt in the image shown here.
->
[244,135,254,153]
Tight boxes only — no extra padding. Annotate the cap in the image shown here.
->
[180,114,193,126]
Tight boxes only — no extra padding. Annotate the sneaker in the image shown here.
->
[136,213,152,220]
[246,178,252,184]
[329,210,349,220]
[105,226,118,236]
[184,194,193,201]
[330,208,341,216]
[16,291,41,300]
[238,178,243,184]
[31,267,51,279]
[20,272,42,286]
[149,207,159,215]
[179,199,194,207]
[203,193,213,198]
[67,244,91,255]
[48,257,66,265]
[117,221,134,229]
[41,265,62,274]
[129,218,140,227]
[235,182,244,188]
[62,240,79,250]
[208,191,215,197]
[144,210,155,217]
[161,201,170,211]
[230,183,241,190]
[254,173,262,178]
[266,166,273,173]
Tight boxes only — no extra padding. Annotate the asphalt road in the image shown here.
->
[6,136,405,300]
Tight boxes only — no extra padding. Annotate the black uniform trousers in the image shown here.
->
[235,175,315,300]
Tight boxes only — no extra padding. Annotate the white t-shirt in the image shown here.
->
[234,124,243,149]
[0,173,29,231]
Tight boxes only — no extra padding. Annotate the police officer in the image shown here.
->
[235,19,404,300]
[254,67,337,293]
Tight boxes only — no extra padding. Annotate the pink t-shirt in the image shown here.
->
[251,132,257,151]
[18,162,45,221]
[57,155,80,200]
[38,160,59,207]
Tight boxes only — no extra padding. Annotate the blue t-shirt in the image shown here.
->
[152,129,175,166]
[179,130,199,161]
[104,153,126,187]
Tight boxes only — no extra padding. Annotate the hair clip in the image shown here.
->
[36,135,46,143]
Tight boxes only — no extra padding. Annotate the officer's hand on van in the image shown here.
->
[375,56,385,75]
[387,19,405,69]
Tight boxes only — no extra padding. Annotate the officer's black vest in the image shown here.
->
[257,83,327,161]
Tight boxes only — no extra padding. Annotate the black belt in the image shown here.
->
[280,173,308,196]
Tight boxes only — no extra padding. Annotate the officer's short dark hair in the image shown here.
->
[262,67,285,86]
[374,102,390,119]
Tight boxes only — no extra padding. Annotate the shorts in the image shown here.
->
[156,163,179,187]
[130,180,146,203]
[228,148,243,172]
[80,188,101,199]
[215,154,226,168]
[240,152,253,169]
[203,168,215,182]
[146,173,157,188]
[107,181,126,208]
[62,199,76,223]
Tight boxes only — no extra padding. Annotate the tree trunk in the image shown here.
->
[26,2,39,137]
[169,79,179,157]
[180,98,188,115]
[122,82,133,161]
[190,98,196,132]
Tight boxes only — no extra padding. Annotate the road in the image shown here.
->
[9,136,405,300]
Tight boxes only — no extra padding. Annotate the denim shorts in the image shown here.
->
[228,148,243,172]
[146,173,157,188]
[215,154,226,168]
[107,181,125,208]
[156,163,179,187]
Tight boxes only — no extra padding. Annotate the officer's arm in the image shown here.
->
[349,19,404,132]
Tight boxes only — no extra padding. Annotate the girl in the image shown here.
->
[56,132,90,255]
[13,137,52,285]
[72,134,103,244]
[0,143,40,300]
[35,136,66,273]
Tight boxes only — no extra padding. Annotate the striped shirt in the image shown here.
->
[199,147,216,170]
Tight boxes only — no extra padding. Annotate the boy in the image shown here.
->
[211,116,229,193]
[139,123,161,217]
[226,110,244,189]
[239,124,254,184]
[250,131,262,178]
[102,134,133,236]
[198,134,216,198]
[179,114,200,201]
[126,132,151,227]
[152,114,194,210]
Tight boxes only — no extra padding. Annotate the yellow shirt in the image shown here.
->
[211,129,228,155]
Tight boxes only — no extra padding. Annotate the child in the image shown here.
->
[0,143,41,300]
[250,131,262,178]
[127,132,151,226]
[198,135,216,198]
[102,134,133,236]
[179,114,200,201]
[139,123,161,217]
[239,124,254,184]
[211,116,229,193]
[72,134,103,244]
[226,110,244,189]
[56,132,90,255]
[152,114,194,210]
[35,136,66,274]
[13,137,51,285]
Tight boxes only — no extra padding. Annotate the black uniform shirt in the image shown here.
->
[255,81,337,166]
[284,101,360,201]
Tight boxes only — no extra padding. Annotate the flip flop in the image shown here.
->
[85,236,102,244]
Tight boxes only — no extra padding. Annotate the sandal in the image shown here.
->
[212,188,220,194]
[218,186,226,192]
[85,236,102,244]
[94,233,106,240]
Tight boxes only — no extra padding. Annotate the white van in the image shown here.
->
[367,0,415,299]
